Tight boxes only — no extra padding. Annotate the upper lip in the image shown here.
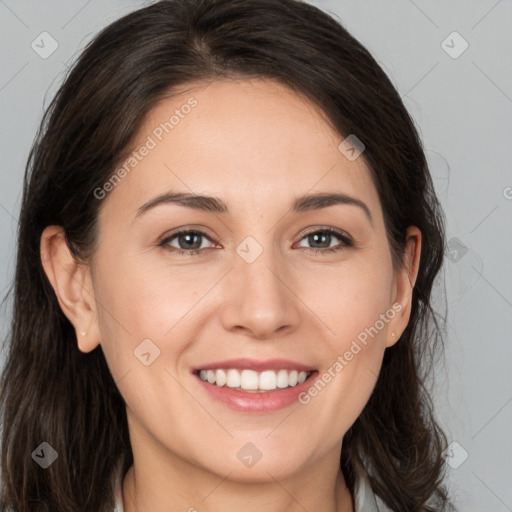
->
[192,358,316,373]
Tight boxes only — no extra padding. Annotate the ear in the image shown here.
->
[386,225,422,348]
[40,226,101,353]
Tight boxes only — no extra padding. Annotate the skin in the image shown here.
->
[41,78,421,512]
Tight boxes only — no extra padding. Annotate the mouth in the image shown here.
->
[191,358,318,412]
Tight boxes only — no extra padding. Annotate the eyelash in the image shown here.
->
[159,227,353,256]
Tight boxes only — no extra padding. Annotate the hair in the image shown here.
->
[0,0,455,510]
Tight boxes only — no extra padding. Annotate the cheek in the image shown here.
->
[297,257,392,420]
[90,251,168,372]
[94,250,177,335]
[92,250,208,378]
[308,256,393,353]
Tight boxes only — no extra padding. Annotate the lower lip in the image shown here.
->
[194,372,318,413]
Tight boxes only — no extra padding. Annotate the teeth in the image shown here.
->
[226,369,240,388]
[198,369,312,391]
[259,370,276,390]
[276,369,288,388]
[216,369,227,387]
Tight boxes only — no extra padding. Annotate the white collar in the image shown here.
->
[353,468,381,512]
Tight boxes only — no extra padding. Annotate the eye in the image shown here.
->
[295,227,353,255]
[159,229,216,256]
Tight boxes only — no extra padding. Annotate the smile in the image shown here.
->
[192,358,318,412]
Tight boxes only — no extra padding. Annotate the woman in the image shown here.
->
[0,0,455,510]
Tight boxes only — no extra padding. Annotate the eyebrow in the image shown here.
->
[134,190,373,226]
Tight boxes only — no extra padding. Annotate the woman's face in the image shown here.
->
[81,78,419,482]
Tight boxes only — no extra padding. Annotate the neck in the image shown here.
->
[122,459,354,512]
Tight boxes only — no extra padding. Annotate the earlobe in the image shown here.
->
[386,226,422,348]
[40,226,101,353]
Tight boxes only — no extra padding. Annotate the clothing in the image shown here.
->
[353,469,381,512]
[112,462,381,512]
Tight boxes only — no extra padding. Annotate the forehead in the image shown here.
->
[100,78,381,224]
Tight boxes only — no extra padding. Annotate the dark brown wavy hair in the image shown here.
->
[0,0,456,510]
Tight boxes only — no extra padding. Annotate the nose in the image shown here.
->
[219,243,302,340]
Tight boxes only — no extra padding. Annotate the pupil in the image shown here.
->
[180,233,201,250]
[310,232,329,248]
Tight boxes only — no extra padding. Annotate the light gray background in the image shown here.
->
[0,1,511,510]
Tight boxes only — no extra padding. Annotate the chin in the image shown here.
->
[195,444,315,484]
